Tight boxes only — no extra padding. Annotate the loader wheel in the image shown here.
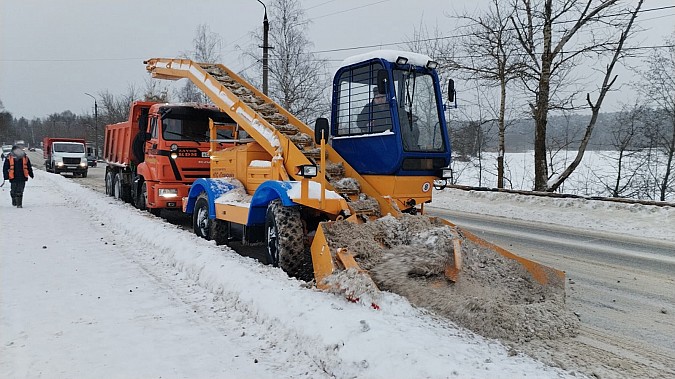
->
[212,219,229,246]
[193,193,213,240]
[192,193,229,245]
[265,200,313,282]
[105,171,114,196]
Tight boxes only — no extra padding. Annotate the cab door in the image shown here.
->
[144,115,161,180]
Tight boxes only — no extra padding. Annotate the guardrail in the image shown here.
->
[443,184,675,208]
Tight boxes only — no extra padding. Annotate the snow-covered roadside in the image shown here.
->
[0,170,577,378]
[431,188,675,242]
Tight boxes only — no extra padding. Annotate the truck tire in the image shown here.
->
[142,182,162,216]
[114,173,131,202]
[82,170,88,178]
[105,171,114,196]
[265,200,313,282]
[135,180,147,210]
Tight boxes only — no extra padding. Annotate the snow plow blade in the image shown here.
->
[311,214,566,308]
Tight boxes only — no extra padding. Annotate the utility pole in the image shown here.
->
[84,93,98,158]
[257,0,270,96]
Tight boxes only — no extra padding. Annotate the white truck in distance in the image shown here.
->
[43,137,88,177]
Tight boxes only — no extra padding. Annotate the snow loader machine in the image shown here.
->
[145,51,565,306]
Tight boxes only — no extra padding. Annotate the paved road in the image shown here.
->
[427,206,675,368]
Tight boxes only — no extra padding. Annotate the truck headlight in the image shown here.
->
[56,161,64,167]
[158,188,178,198]
[80,162,87,167]
[170,152,178,159]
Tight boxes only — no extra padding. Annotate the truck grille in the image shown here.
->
[63,158,81,165]
[182,167,210,179]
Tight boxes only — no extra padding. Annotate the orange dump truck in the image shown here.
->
[103,101,235,215]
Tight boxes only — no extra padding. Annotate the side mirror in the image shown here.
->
[448,79,455,103]
[377,70,388,95]
[314,118,330,143]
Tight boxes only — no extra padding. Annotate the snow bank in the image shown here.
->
[432,188,675,242]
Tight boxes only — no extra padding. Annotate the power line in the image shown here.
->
[310,5,675,55]
[310,0,392,20]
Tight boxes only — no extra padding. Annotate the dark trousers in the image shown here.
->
[10,180,26,206]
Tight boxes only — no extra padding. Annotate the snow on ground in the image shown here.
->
[431,188,675,242]
[0,170,576,378]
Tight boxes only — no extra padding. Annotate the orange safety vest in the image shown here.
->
[8,155,30,180]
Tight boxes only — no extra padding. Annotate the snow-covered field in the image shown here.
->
[452,150,674,201]
[431,188,675,243]
[1,170,580,378]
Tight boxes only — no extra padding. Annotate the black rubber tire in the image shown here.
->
[135,180,147,210]
[212,219,229,246]
[113,173,123,201]
[114,173,131,202]
[193,193,212,240]
[105,171,114,196]
[82,171,87,178]
[265,199,313,281]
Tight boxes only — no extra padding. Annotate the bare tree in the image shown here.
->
[99,85,139,125]
[452,0,525,188]
[0,99,13,143]
[142,78,170,103]
[510,0,644,191]
[241,0,330,123]
[596,104,645,197]
[177,24,223,103]
[637,34,675,201]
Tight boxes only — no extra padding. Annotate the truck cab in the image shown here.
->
[43,138,88,177]
[104,101,236,214]
[330,50,452,209]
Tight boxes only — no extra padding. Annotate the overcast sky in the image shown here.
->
[1,0,674,119]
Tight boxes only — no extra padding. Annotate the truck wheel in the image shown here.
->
[82,171,88,178]
[141,182,161,216]
[136,181,147,210]
[193,193,212,240]
[265,200,313,282]
[105,171,114,196]
[114,173,131,202]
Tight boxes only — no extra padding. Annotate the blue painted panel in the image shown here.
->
[185,178,240,219]
[246,181,299,226]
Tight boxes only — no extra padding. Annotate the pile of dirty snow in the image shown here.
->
[322,215,580,343]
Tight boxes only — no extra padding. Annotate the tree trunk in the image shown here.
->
[497,77,506,188]
[660,115,675,201]
[532,0,553,191]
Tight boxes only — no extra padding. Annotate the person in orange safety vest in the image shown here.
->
[2,145,34,208]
